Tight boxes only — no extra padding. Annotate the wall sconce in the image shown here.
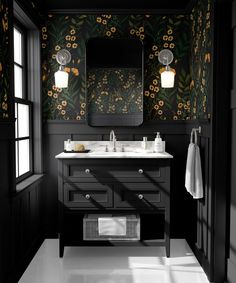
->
[54,49,71,88]
[158,49,175,88]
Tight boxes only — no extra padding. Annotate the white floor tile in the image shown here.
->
[19,239,209,283]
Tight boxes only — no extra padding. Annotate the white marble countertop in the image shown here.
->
[55,151,173,159]
[55,141,173,159]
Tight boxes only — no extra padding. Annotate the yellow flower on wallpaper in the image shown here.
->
[2,18,8,32]
[71,68,79,76]
[178,103,183,109]
[139,27,144,32]
[72,43,78,48]
[64,67,71,73]
[70,29,76,35]
[154,104,159,110]
[167,29,173,35]
[130,29,135,35]
[152,45,158,51]
[189,80,194,91]
[62,101,67,107]
[106,31,111,37]
[2,102,8,111]
[57,105,62,110]
[42,27,47,33]
[204,53,211,63]
[111,27,116,33]
[159,100,164,106]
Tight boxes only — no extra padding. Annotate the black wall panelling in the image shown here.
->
[227,1,236,282]
[0,123,44,283]
[9,179,44,283]
[0,122,15,283]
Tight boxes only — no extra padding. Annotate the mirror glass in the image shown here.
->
[86,38,143,126]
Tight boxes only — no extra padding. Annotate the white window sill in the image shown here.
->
[16,174,44,193]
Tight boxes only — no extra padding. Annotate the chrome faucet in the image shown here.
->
[109,130,116,152]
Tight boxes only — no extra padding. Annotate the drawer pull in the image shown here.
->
[85,169,90,174]
[85,194,91,199]
[138,194,144,200]
[138,169,143,174]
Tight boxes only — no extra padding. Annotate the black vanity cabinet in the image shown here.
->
[57,158,171,257]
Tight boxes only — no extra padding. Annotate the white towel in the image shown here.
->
[98,217,127,236]
[185,130,203,199]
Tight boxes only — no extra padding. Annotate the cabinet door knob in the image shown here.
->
[85,169,90,174]
[138,194,144,200]
[138,169,143,174]
[85,194,91,199]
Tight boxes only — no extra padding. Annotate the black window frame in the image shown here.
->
[14,19,33,183]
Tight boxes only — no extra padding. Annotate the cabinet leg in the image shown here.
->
[59,233,64,258]
[166,244,170,258]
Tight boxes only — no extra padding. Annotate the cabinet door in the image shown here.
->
[64,183,113,209]
[115,183,168,209]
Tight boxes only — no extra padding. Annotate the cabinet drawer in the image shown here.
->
[64,183,113,208]
[115,183,167,209]
[63,161,166,182]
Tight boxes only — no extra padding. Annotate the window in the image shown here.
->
[14,23,33,181]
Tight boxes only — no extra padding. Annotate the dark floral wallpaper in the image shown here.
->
[0,0,10,120]
[87,68,143,114]
[41,0,213,121]
[190,0,213,120]
[42,14,191,121]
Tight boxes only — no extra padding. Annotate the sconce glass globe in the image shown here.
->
[54,69,69,88]
[160,69,175,88]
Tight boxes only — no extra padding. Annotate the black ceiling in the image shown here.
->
[38,0,195,12]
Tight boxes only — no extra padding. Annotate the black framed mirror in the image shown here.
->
[86,38,143,126]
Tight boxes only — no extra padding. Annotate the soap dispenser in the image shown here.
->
[65,139,73,151]
[154,132,163,153]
